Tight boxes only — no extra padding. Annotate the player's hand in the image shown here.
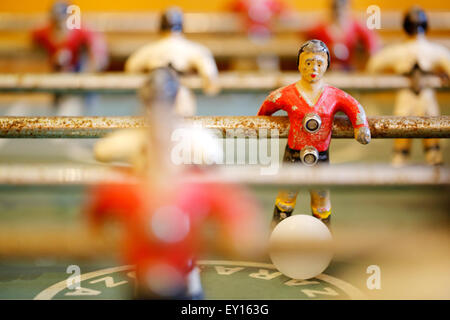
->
[355,126,371,145]
[53,49,73,71]
[203,81,220,96]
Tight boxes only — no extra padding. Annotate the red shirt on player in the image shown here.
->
[32,24,107,72]
[87,179,262,287]
[305,20,378,69]
[257,83,368,152]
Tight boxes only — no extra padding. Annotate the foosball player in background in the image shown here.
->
[257,39,371,228]
[30,1,108,114]
[367,6,450,166]
[32,1,108,73]
[125,7,219,116]
[304,0,379,71]
[229,0,287,71]
[24,1,109,156]
[87,68,266,300]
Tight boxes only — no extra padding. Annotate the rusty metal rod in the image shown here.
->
[0,115,448,138]
[0,73,446,92]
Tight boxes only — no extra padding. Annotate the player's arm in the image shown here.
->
[30,28,42,49]
[257,89,284,115]
[83,30,109,72]
[85,183,122,229]
[94,129,145,164]
[30,28,50,56]
[335,90,371,145]
[85,183,139,230]
[208,183,267,259]
[435,46,450,77]
[366,46,396,73]
[192,47,220,95]
[124,44,154,73]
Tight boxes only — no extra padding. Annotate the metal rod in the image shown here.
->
[0,73,446,92]
[0,164,448,186]
[0,116,448,138]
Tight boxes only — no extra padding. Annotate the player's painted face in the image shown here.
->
[298,52,328,83]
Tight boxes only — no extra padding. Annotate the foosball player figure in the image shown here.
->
[31,1,108,113]
[125,7,219,116]
[230,0,285,40]
[367,6,450,166]
[257,39,371,228]
[305,0,379,71]
[32,1,108,73]
[229,0,287,71]
[87,68,266,300]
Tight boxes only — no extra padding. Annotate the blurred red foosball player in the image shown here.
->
[305,0,379,70]
[230,0,286,40]
[32,1,108,72]
[86,68,266,300]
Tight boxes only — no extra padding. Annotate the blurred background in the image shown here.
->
[0,0,449,72]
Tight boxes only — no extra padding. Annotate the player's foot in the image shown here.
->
[271,206,292,230]
[321,217,331,233]
[425,149,443,166]
[392,152,409,167]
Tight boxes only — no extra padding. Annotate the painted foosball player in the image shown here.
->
[367,7,450,166]
[30,0,108,118]
[88,68,265,300]
[32,1,108,73]
[257,40,371,228]
[93,68,221,174]
[305,0,379,71]
[125,7,219,117]
[229,0,287,71]
[230,0,285,40]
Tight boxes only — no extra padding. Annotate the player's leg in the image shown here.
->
[392,89,415,166]
[187,266,204,300]
[309,189,332,227]
[272,189,299,229]
[135,263,191,300]
[423,139,442,165]
[393,138,412,166]
[175,85,197,116]
[421,89,443,165]
[271,145,300,229]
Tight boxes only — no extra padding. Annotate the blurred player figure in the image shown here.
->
[32,1,108,72]
[125,7,219,116]
[88,68,266,299]
[93,68,221,174]
[258,40,370,228]
[229,0,287,71]
[230,0,285,41]
[367,7,449,166]
[31,1,108,117]
[305,0,378,71]
[32,1,108,73]
[4,1,108,156]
